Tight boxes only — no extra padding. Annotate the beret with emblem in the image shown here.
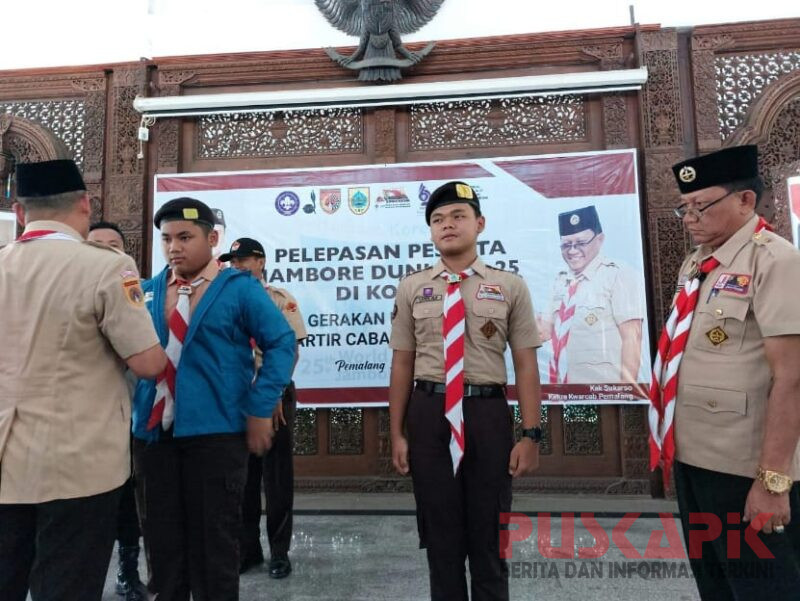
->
[558,205,602,236]
[218,237,265,262]
[154,197,216,229]
[672,145,759,194]
[16,159,86,197]
[425,181,481,225]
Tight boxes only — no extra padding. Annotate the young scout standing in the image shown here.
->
[388,181,543,601]
[221,237,306,579]
[131,198,296,601]
[649,145,800,600]
[0,160,166,601]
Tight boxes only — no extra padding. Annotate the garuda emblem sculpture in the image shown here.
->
[315,0,445,82]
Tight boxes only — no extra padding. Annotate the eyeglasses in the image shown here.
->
[673,191,734,219]
[560,232,599,252]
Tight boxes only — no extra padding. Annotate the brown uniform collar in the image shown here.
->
[430,256,487,280]
[701,214,759,268]
[168,258,220,285]
[23,220,83,241]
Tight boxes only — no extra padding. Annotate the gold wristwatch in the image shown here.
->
[756,467,793,495]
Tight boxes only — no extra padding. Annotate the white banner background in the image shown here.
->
[154,149,652,407]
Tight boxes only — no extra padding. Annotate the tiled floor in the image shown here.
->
[93,493,699,600]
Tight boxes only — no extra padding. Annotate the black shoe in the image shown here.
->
[239,549,265,574]
[116,545,147,600]
[269,556,292,579]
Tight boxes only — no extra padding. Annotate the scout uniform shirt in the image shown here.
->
[0,220,159,504]
[674,214,800,480]
[390,257,541,384]
[548,254,643,383]
[254,283,307,370]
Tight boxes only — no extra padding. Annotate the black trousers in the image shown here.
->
[675,460,800,600]
[241,383,296,559]
[407,388,514,601]
[0,486,122,601]
[117,475,141,547]
[133,433,248,601]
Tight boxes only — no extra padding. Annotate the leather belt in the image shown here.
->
[415,379,505,398]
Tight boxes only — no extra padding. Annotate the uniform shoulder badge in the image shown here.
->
[121,277,145,308]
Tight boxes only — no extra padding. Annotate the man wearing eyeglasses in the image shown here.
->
[649,145,800,600]
[538,205,644,385]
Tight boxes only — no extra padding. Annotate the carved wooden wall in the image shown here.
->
[2,17,799,495]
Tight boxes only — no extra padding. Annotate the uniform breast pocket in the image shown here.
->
[691,295,750,354]
[471,302,509,343]
[412,302,444,342]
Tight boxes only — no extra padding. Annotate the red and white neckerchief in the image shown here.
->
[17,229,77,243]
[649,216,772,481]
[440,267,475,475]
[548,277,582,384]
[147,276,205,431]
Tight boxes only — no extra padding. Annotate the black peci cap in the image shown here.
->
[16,159,86,197]
[672,145,759,195]
[425,181,481,225]
[218,237,265,262]
[154,197,216,229]
[558,205,602,236]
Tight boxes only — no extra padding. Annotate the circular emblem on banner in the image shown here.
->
[679,166,697,183]
[569,214,580,226]
[275,191,300,216]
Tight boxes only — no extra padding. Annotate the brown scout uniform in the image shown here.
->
[0,220,159,504]
[254,284,307,369]
[390,257,541,382]
[549,253,643,383]
[390,256,540,601]
[674,214,800,480]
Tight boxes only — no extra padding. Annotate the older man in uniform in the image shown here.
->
[649,145,800,600]
[538,205,644,384]
[0,160,166,601]
[221,237,307,579]
[87,220,147,601]
[389,181,542,601]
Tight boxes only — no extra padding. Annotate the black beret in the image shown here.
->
[219,237,265,262]
[558,205,602,236]
[672,145,759,194]
[16,159,86,197]
[154,197,216,229]
[425,181,481,225]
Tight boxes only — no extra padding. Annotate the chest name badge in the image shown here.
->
[476,283,505,302]
[585,313,598,326]
[481,321,497,339]
[415,294,443,303]
[712,273,751,296]
[706,326,729,346]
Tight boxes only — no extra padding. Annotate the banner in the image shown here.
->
[789,176,800,250]
[154,149,652,407]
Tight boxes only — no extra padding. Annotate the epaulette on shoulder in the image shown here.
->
[400,266,431,281]
[487,264,523,278]
[752,229,795,256]
[83,240,125,254]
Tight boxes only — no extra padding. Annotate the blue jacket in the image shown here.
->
[132,267,296,442]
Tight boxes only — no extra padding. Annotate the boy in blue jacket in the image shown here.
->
[132,197,295,601]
